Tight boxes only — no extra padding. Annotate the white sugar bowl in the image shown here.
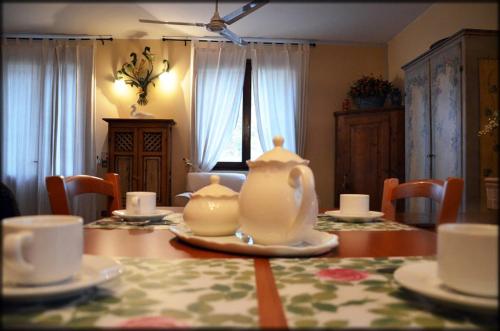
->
[183,175,240,236]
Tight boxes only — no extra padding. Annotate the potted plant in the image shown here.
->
[478,109,499,209]
[348,75,392,109]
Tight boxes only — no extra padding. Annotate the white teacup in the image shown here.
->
[126,191,156,215]
[2,215,83,285]
[437,223,498,297]
[339,194,369,215]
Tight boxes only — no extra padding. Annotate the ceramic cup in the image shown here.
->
[2,215,83,285]
[339,194,369,215]
[126,191,156,215]
[437,223,498,297]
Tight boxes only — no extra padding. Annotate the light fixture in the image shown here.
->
[113,78,127,93]
[116,46,169,105]
[159,70,176,92]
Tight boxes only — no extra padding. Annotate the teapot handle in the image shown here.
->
[288,165,317,238]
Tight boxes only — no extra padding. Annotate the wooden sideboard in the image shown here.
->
[103,118,176,206]
[334,107,405,210]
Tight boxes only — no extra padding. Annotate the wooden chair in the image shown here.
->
[381,177,464,225]
[46,173,121,216]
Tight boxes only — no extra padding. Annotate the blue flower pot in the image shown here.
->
[354,96,386,109]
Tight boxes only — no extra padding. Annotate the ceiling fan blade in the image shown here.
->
[165,21,206,27]
[139,19,169,24]
[219,28,247,46]
[222,0,268,25]
[139,19,205,27]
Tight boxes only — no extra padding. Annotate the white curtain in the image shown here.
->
[250,43,310,155]
[1,39,96,219]
[190,41,247,171]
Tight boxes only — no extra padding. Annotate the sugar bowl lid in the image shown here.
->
[192,175,239,198]
[248,136,308,165]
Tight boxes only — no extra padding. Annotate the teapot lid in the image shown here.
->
[249,136,308,165]
[192,175,239,198]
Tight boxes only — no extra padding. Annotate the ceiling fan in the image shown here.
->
[139,0,268,46]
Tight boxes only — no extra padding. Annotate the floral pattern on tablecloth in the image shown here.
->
[2,257,258,328]
[314,215,416,232]
[270,256,495,329]
[84,213,184,230]
[86,213,416,232]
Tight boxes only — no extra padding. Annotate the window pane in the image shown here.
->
[218,103,243,162]
[250,104,264,160]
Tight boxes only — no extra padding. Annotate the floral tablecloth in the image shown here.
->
[84,213,183,230]
[85,213,417,232]
[315,215,415,231]
[4,256,495,329]
[271,256,494,329]
[3,257,258,328]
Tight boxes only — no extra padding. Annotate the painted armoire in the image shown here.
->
[402,29,498,215]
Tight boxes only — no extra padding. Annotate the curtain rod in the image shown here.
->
[2,34,113,45]
[161,36,316,47]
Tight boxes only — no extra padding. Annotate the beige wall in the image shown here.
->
[94,39,192,200]
[306,44,387,210]
[388,2,498,89]
[94,40,387,210]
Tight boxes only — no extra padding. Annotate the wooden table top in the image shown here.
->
[83,225,436,328]
[84,227,436,259]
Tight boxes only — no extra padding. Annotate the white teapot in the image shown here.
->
[238,136,318,245]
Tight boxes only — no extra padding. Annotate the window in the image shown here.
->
[1,39,96,217]
[214,59,263,170]
[192,42,309,172]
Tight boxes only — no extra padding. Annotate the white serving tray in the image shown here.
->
[169,224,338,257]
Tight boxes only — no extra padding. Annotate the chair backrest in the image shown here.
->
[46,173,121,216]
[381,177,464,225]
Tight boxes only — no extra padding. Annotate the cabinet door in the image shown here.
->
[108,128,138,206]
[405,61,431,213]
[138,128,168,205]
[336,113,390,209]
[430,43,462,180]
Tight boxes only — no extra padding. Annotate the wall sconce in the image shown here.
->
[159,70,176,92]
[116,46,169,105]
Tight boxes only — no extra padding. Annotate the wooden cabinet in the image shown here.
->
[334,107,405,210]
[103,119,175,206]
[403,29,497,213]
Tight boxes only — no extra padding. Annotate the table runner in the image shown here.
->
[85,214,416,232]
[3,257,258,329]
[84,213,183,230]
[270,256,494,329]
[315,215,415,231]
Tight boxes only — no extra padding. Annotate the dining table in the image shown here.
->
[2,208,497,329]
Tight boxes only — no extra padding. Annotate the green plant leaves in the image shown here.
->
[211,284,231,292]
[286,305,315,316]
[312,302,338,312]
[187,301,214,314]
[371,317,412,328]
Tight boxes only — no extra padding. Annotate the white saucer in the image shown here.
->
[112,208,173,222]
[169,224,338,257]
[2,255,123,302]
[324,210,384,222]
[394,261,497,311]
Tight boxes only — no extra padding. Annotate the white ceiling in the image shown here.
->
[2,2,433,44]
